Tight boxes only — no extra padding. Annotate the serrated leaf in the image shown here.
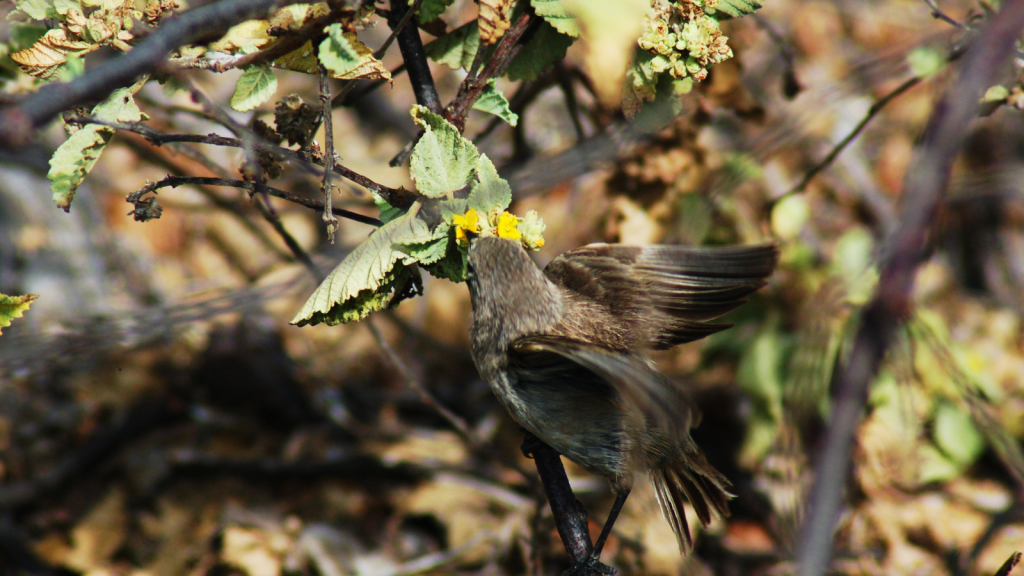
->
[292,211,436,326]
[0,293,38,336]
[479,0,513,44]
[531,0,580,37]
[314,26,390,80]
[319,24,359,74]
[422,238,468,283]
[230,65,277,111]
[472,79,518,126]
[11,28,98,79]
[209,19,273,53]
[425,21,480,71]
[12,0,50,20]
[48,83,143,212]
[396,231,450,265]
[505,19,573,82]
[419,0,456,22]
[934,402,986,466]
[712,0,764,19]
[467,154,511,215]
[409,105,480,198]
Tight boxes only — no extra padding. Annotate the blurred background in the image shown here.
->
[2,0,1024,574]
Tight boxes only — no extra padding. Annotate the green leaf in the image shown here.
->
[13,0,50,20]
[292,211,438,326]
[531,0,580,37]
[438,198,468,222]
[422,237,469,283]
[918,444,962,484]
[907,46,946,79]
[0,293,38,336]
[467,154,511,215]
[419,0,456,22]
[770,194,809,241]
[409,105,480,198]
[48,84,143,212]
[230,65,277,112]
[471,79,518,126]
[372,192,405,224]
[424,21,480,71]
[505,19,573,82]
[318,23,361,77]
[396,232,450,266]
[934,402,986,466]
[55,53,83,82]
[712,0,764,19]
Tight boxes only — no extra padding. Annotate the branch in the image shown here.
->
[445,11,540,131]
[777,76,921,201]
[522,436,593,564]
[796,4,1024,576]
[0,0,310,147]
[131,175,383,226]
[171,9,338,73]
[319,64,340,243]
[64,115,414,207]
[387,0,442,114]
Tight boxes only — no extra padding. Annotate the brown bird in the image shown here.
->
[466,236,777,561]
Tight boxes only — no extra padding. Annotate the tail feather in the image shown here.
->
[651,449,733,554]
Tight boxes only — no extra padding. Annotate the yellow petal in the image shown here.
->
[497,211,521,240]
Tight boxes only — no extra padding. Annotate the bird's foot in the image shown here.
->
[520,431,544,458]
[561,555,616,576]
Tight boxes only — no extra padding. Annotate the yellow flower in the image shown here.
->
[497,211,521,240]
[452,208,480,241]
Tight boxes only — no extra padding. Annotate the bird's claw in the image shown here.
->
[561,555,616,576]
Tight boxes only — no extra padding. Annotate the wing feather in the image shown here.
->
[544,243,777,349]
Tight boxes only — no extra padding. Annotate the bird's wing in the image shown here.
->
[509,334,696,441]
[543,243,778,349]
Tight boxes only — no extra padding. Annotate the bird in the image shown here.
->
[465,235,778,562]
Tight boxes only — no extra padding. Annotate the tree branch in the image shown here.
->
[0,0,310,147]
[796,4,1024,576]
[387,0,442,114]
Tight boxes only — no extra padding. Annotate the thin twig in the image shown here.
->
[445,11,540,131]
[64,115,411,206]
[554,61,586,141]
[134,175,383,226]
[170,9,338,73]
[796,4,1024,575]
[365,319,539,492]
[923,0,967,28]
[319,65,339,243]
[776,76,921,203]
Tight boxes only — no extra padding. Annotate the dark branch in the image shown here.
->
[64,115,414,207]
[796,4,1024,576]
[388,0,442,114]
[445,11,540,131]
[134,175,383,226]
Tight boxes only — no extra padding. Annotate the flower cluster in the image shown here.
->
[451,208,546,250]
[637,0,733,83]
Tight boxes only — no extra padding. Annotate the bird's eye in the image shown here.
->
[466,262,475,279]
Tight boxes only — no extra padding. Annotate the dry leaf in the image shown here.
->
[11,29,98,79]
[479,0,513,45]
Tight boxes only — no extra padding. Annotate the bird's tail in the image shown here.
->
[650,444,733,555]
